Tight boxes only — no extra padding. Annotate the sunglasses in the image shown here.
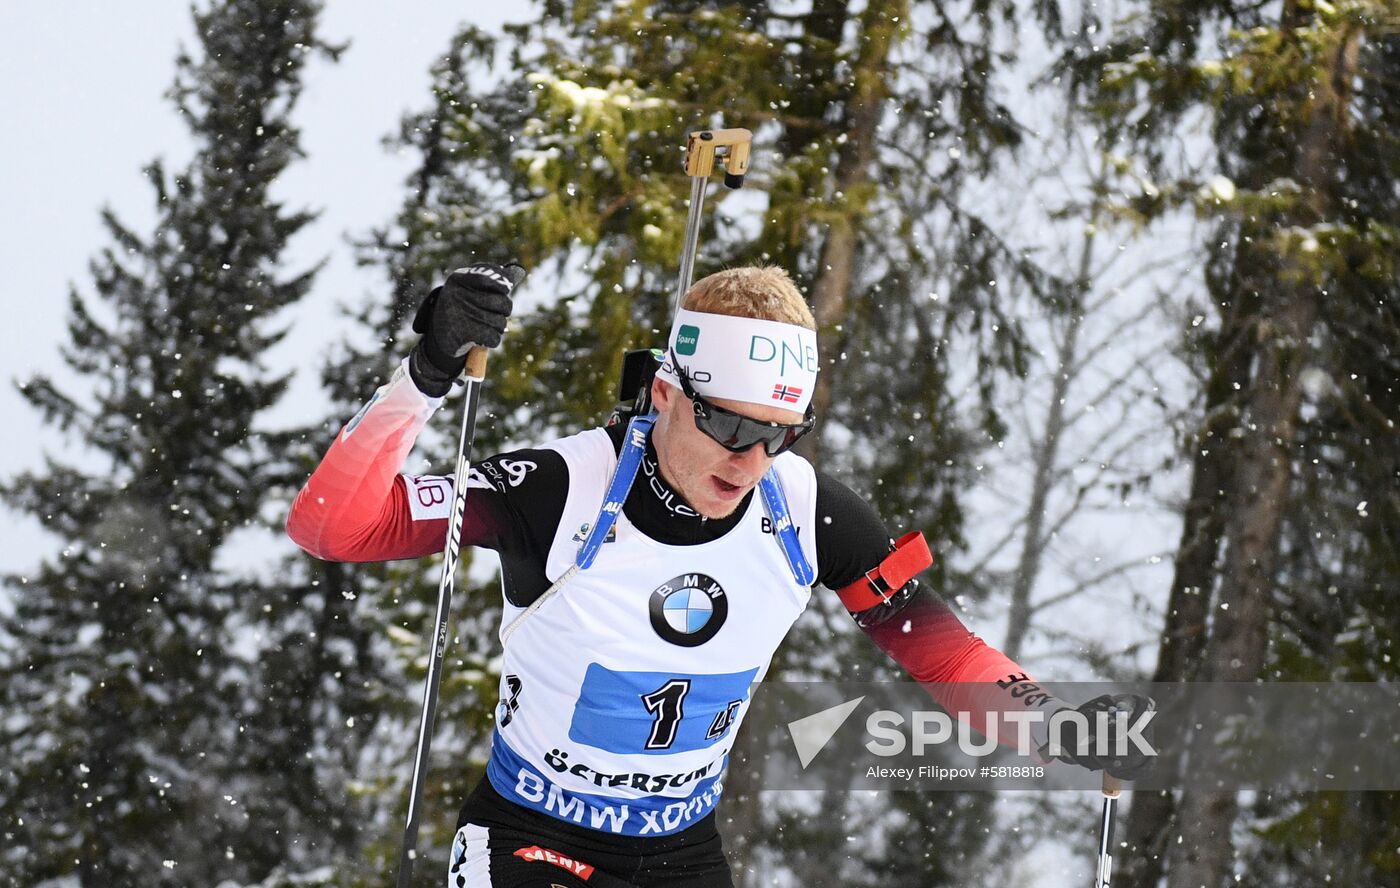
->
[670,350,816,457]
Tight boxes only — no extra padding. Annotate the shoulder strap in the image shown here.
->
[575,414,653,569]
[758,470,817,587]
[574,417,817,587]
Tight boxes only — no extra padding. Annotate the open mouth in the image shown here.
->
[711,476,745,499]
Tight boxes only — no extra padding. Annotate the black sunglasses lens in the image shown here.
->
[695,402,738,448]
[773,426,803,456]
[694,399,808,456]
[713,414,745,449]
[771,420,813,455]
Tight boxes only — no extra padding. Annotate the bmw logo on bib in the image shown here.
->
[649,573,728,647]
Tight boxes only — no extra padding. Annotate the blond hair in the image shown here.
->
[681,266,815,330]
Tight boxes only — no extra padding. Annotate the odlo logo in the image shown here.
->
[675,324,701,356]
[648,573,728,647]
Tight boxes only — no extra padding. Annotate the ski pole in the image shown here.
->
[396,342,495,888]
[1095,773,1122,888]
[674,127,752,312]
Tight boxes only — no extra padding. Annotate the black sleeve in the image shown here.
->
[468,448,569,567]
[814,471,894,590]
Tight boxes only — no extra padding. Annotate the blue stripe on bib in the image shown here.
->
[568,663,758,755]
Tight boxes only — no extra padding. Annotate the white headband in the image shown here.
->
[654,308,820,413]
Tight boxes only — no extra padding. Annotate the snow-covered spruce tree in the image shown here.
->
[337,2,1073,884]
[1063,2,1400,885]
[0,1,340,884]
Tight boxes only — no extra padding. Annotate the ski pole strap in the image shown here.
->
[836,531,933,611]
[576,414,654,569]
[758,471,816,587]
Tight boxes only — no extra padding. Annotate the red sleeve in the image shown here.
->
[858,588,1061,751]
[286,360,504,562]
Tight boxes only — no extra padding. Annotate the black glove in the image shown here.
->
[408,262,526,396]
[1045,693,1157,780]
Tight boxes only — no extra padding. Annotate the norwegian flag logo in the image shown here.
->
[772,384,803,404]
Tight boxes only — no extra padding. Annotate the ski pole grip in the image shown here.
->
[1103,773,1122,798]
[465,345,489,380]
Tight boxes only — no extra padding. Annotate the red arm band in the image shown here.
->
[835,531,932,610]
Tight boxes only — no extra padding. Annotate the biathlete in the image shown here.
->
[287,263,1149,887]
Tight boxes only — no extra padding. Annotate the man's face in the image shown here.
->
[649,376,806,520]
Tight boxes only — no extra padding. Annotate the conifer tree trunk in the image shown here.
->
[1166,18,1361,888]
[1121,253,1251,887]
[1167,291,1320,887]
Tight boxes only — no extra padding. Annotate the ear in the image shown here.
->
[651,375,676,412]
